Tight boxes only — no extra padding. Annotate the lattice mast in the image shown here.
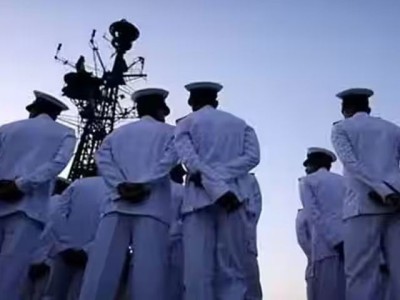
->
[55,20,146,180]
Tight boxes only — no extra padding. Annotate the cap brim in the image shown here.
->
[25,104,34,112]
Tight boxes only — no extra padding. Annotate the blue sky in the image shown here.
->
[1,0,400,298]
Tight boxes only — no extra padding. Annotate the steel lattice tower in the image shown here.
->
[55,19,146,180]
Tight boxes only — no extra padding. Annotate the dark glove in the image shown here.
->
[188,173,202,188]
[117,182,150,203]
[170,165,186,184]
[334,242,344,261]
[0,180,24,203]
[60,249,88,267]
[369,191,400,207]
[380,263,390,275]
[217,192,242,213]
[28,263,49,280]
[384,193,400,207]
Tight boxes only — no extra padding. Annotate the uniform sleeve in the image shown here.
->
[331,124,392,197]
[15,131,76,194]
[31,224,57,264]
[295,211,312,259]
[299,179,342,248]
[215,126,261,181]
[56,185,74,218]
[145,135,179,182]
[175,120,230,201]
[95,135,126,200]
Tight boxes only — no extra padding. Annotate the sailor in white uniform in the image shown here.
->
[43,171,108,300]
[331,88,400,300]
[0,91,76,300]
[243,173,262,300]
[24,177,71,300]
[168,164,186,300]
[79,88,178,300]
[295,208,314,300]
[175,82,261,300]
[298,147,346,300]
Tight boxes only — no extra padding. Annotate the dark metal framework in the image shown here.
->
[55,19,146,180]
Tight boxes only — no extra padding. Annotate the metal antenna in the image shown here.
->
[55,19,147,180]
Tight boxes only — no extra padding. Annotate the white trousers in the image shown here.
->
[307,256,345,300]
[0,212,42,300]
[344,213,400,300]
[183,205,249,300]
[43,255,85,300]
[169,236,184,300]
[22,269,50,300]
[79,213,169,300]
[244,252,262,300]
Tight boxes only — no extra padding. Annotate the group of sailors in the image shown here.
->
[296,88,400,300]
[0,82,262,300]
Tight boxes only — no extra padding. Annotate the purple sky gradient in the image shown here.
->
[1,1,400,298]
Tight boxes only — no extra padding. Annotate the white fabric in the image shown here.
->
[96,116,178,224]
[33,90,69,111]
[131,88,168,103]
[344,214,400,300]
[308,256,346,300]
[175,105,260,213]
[331,112,400,218]
[170,182,184,237]
[0,213,43,300]
[298,169,345,261]
[79,213,169,300]
[183,206,248,300]
[295,209,313,280]
[33,177,108,265]
[0,114,76,223]
[241,174,262,300]
[169,182,184,300]
[44,256,84,300]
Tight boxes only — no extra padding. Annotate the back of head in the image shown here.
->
[185,82,222,111]
[336,88,373,118]
[132,88,170,122]
[27,91,69,120]
[303,148,336,175]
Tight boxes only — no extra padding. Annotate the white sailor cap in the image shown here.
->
[185,82,223,93]
[303,147,337,166]
[131,88,169,103]
[26,90,69,112]
[307,147,337,161]
[336,88,374,99]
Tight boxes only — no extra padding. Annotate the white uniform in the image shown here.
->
[175,105,260,300]
[295,209,313,300]
[298,169,346,300]
[43,176,108,300]
[22,195,63,300]
[169,182,184,300]
[331,112,400,300]
[242,174,262,300]
[79,116,177,300]
[0,114,76,300]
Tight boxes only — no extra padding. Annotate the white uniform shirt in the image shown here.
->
[34,177,108,262]
[175,106,260,213]
[299,169,345,261]
[96,116,178,224]
[170,182,184,238]
[0,114,76,223]
[331,112,400,218]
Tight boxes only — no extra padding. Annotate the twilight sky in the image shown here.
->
[1,0,400,298]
